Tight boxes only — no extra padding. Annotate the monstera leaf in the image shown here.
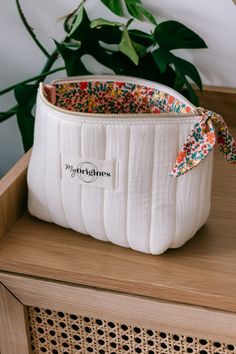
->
[1,0,207,152]
[154,21,207,50]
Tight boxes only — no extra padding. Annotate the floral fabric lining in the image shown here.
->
[52,81,236,176]
[54,81,193,114]
[171,109,236,176]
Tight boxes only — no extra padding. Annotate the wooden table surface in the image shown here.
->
[0,130,235,313]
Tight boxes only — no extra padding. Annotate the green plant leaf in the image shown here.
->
[154,20,207,49]
[110,52,143,77]
[118,28,139,65]
[61,40,81,50]
[173,56,202,90]
[90,18,123,29]
[67,7,91,42]
[14,84,37,151]
[60,9,113,72]
[152,47,172,74]
[135,4,157,25]
[125,0,157,25]
[172,57,201,105]
[174,72,185,92]
[132,41,147,57]
[138,52,177,87]
[125,0,143,20]
[55,41,90,76]
[182,80,199,106]
[151,48,201,104]
[126,0,142,4]
[152,48,202,91]
[128,29,154,47]
[101,0,124,16]
[94,26,122,44]
[68,3,84,37]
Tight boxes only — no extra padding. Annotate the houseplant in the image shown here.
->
[0,0,207,151]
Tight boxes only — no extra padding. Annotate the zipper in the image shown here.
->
[40,75,200,121]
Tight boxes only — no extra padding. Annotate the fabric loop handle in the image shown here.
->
[171,108,236,177]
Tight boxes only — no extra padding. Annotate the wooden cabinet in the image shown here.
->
[1,272,236,354]
[0,129,236,353]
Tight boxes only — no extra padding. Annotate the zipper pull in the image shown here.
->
[170,108,236,177]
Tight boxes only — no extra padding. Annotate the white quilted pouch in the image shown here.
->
[27,75,236,254]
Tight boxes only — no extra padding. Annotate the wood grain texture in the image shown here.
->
[0,283,31,354]
[0,150,31,239]
[198,86,236,127]
[1,272,236,343]
[0,129,235,313]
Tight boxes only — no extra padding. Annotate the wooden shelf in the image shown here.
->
[0,129,236,313]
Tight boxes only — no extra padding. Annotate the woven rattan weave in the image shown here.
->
[28,306,236,354]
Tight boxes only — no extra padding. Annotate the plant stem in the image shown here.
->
[0,67,65,96]
[16,0,50,57]
[1,0,69,123]
[36,48,60,84]
[0,47,64,119]
[0,105,18,123]
[0,46,62,122]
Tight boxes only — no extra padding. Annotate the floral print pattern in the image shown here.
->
[171,108,236,177]
[54,81,193,114]
[53,81,236,177]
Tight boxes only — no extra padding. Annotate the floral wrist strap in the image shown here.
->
[171,108,236,177]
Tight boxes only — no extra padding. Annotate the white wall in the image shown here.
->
[0,0,236,177]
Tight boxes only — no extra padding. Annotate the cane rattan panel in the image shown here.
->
[27,306,236,354]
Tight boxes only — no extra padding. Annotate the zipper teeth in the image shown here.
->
[40,77,199,120]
